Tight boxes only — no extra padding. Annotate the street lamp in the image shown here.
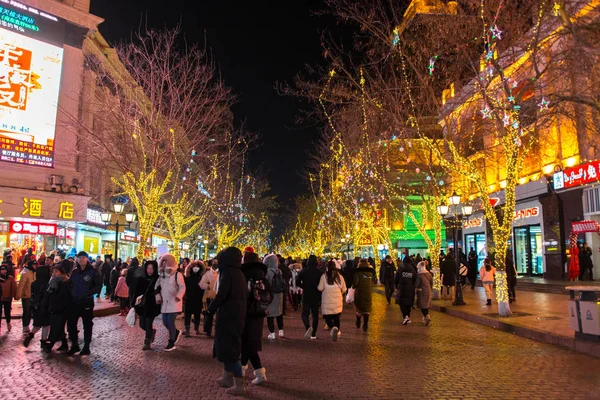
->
[101,200,137,263]
[203,239,209,261]
[437,194,472,306]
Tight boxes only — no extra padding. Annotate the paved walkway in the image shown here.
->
[1,292,600,399]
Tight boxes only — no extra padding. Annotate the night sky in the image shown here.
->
[90,0,329,202]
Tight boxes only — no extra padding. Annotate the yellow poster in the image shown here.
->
[84,236,99,254]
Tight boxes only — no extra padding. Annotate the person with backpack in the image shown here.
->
[264,254,284,340]
[155,253,186,351]
[317,260,347,341]
[297,255,323,340]
[204,247,248,396]
[240,251,270,386]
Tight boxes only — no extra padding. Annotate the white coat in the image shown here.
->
[317,273,347,315]
[155,271,186,314]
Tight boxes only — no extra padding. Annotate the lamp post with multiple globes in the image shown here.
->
[100,199,137,262]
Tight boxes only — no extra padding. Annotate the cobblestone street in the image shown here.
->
[1,292,599,400]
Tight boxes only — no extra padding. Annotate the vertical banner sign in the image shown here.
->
[0,1,64,168]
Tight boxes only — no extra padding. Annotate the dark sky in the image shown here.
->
[89,0,329,202]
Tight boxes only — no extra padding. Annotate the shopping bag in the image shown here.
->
[346,287,355,304]
[126,307,137,327]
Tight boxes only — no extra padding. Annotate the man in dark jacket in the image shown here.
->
[395,261,416,324]
[126,257,142,307]
[42,265,71,354]
[66,251,102,356]
[101,254,114,299]
[579,243,594,281]
[297,254,323,339]
[467,247,478,289]
[379,255,397,305]
[278,255,291,315]
[206,247,248,395]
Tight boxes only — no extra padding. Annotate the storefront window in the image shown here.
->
[464,233,486,269]
[514,225,543,275]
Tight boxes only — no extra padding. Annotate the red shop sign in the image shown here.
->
[514,207,539,220]
[572,220,600,234]
[10,221,57,235]
[553,160,600,190]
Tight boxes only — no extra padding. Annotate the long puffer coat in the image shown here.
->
[241,261,267,353]
[208,248,247,363]
[318,273,347,315]
[415,270,433,309]
[352,266,375,314]
[394,264,416,306]
[264,255,283,317]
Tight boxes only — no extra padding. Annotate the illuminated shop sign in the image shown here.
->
[513,207,539,221]
[464,217,484,228]
[10,220,56,235]
[0,1,64,168]
[553,160,600,190]
[86,208,105,225]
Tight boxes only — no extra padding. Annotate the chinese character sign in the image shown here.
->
[572,221,600,234]
[58,201,73,219]
[21,197,41,217]
[0,25,63,168]
[553,160,600,190]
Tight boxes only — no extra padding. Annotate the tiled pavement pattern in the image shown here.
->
[1,291,599,400]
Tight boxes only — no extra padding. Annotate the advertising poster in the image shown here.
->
[0,2,64,168]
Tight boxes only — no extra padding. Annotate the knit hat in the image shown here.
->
[76,251,89,258]
[244,246,255,254]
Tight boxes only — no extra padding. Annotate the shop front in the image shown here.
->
[512,201,545,275]
[583,186,600,279]
[463,213,487,270]
[0,188,89,260]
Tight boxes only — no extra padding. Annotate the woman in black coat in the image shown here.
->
[183,261,205,336]
[395,261,416,325]
[134,260,161,350]
[240,252,269,385]
[206,247,248,395]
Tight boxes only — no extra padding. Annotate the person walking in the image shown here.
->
[204,247,248,396]
[16,259,36,335]
[467,247,478,289]
[41,266,71,354]
[440,252,456,300]
[24,262,51,348]
[317,260,346,341]
[102,254,114,300]
[297,254,323,340]
[0,264,16,333]
[480,258,496,306]
[183,260,205,336]
[379,255,397,305]
[240,251,269,386]
[110,260,121,303]
[67,251,103,356]
[353,259,375,332]
[114,269,130,316]
[342,259,356,291]
[579,243,594,281]
[414,261,433,325]
[126,257,142,308]
[395,256,416,325]
[265,254,284,340]
[134,260,161,351]
[289,261,302,311]
[278,255,291,315]
[155,253,186,351]
[200,259,219,336]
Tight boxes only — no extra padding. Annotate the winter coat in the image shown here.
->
[415,270,433,309]
[200,268,218,290]
[317,273,346,315]
[265,259,283,317]
[479,266,496,283]
[241,261,268,353]
[440,258,456,286]
[289,265,302,294]
[114,276,129,298]
[69,264,102,305]
[297,265,323,305]
[44,275,71,314]
[279,262,292,285]
[208,263,247,363]
[579,248,594,270]
[110,268,120,293]
[352,266,375,314]
[16,266,35,299]
[342,261,356,289]
[184,268,204,307]
[506,257,517,286]
[134,275,161,318]
[0,274,16,301]
[379,260,397,285]
[394,265,416,306]
[31,276,50,327]
[126,261,143,306]
[155,271,186,314]
[102,260,113,283]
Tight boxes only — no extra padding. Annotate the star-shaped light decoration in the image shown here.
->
[481,107,493,119]
[485,49,493,61]
[538,97,550,112]
[511,120,520,129]
[428,56,438,75]
[502,114,510,127]
[490,25,503,40]
[191,149,197,156]
[507,95,515,103]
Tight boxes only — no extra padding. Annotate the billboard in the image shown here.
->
[0,2,64,168]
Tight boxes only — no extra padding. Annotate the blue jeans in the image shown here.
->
[162,313,178,342]
[224,360,242,377]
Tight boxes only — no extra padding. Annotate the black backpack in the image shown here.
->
[247,277,273,318]
[271,269,286,293]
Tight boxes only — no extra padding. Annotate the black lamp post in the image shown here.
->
[438,192,473,306]
[100,201,136,262]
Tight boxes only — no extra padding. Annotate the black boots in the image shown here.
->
[363,314,369,332]
[142,338,151,351]
[355,315,361,329]
[67,343,81,356]
[486,299,492,306]
[79,343,91,356]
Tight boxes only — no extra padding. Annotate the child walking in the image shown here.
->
[114,269,130,315]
